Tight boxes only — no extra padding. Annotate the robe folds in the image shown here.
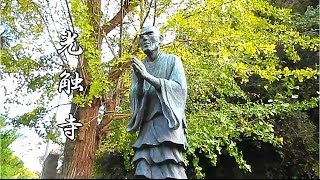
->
[127,52,188,179]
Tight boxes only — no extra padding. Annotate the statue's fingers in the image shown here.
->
[132,58,140,64]
[132,60,141,66]
[133,64,139,70]
[132,57,141,64]
[133,63,141,71]
[132,63,138,71]
[136,61,145,69]
[133,62,142,70]
[132,61,139,67]
[133,63,142,73]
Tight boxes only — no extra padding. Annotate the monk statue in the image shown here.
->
[126,26,188,179]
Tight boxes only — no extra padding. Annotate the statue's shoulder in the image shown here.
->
[162,53,182,63]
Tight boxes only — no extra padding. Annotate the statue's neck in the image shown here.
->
[146,50,161,62]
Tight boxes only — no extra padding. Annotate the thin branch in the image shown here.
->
[64,0,75,33]
[82,111,130,127]
[139,0,144,28]
[100,116,127,133]
[104,37,118,59]
[119,0,124,57]
[37,10,69,68]
[45,0,59,37]
[112,77,122,114]
[142,0,153,29]
[153,0,156,26]
[101,0,139,36]
[105,125,122,132]
[47,102,72,113]
[114,113,131,120]
[124,9,139,32]
[58,0,73,30]
[101,115,127,130]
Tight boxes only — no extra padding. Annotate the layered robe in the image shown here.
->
[127,52,188,179]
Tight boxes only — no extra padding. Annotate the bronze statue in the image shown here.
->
[127,26,188,179]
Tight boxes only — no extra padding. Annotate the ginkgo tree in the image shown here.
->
[1,0,182,178]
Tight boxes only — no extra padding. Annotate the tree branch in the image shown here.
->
[64,0,75,33]
[47,103,72,112]
[119,0,124,57]
[153,0,156,26]
[105,37,118,59]
[101,0,139,36]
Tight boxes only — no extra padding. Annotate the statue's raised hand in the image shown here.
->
[131,57,149,79]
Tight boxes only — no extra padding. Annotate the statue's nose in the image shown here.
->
[141,35,148,41]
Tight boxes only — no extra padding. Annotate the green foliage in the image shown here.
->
[0,0,43,39]
[1,0,64,143]
[0,116,39,179]
[292,5,319,36]
[70,0,112,107]
[163,0,318,177]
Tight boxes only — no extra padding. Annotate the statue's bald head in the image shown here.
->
[140,26,161,36]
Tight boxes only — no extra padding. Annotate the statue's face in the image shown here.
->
[139,26,162,54]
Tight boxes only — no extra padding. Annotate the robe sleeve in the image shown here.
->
[126,73,146,133]
[156,56,187,130]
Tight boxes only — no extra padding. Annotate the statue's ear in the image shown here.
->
[159,35,164,45]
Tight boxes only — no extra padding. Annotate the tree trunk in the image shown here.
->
[61,0,102,177]
[61,99,100,179]
[60,0,139,178]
